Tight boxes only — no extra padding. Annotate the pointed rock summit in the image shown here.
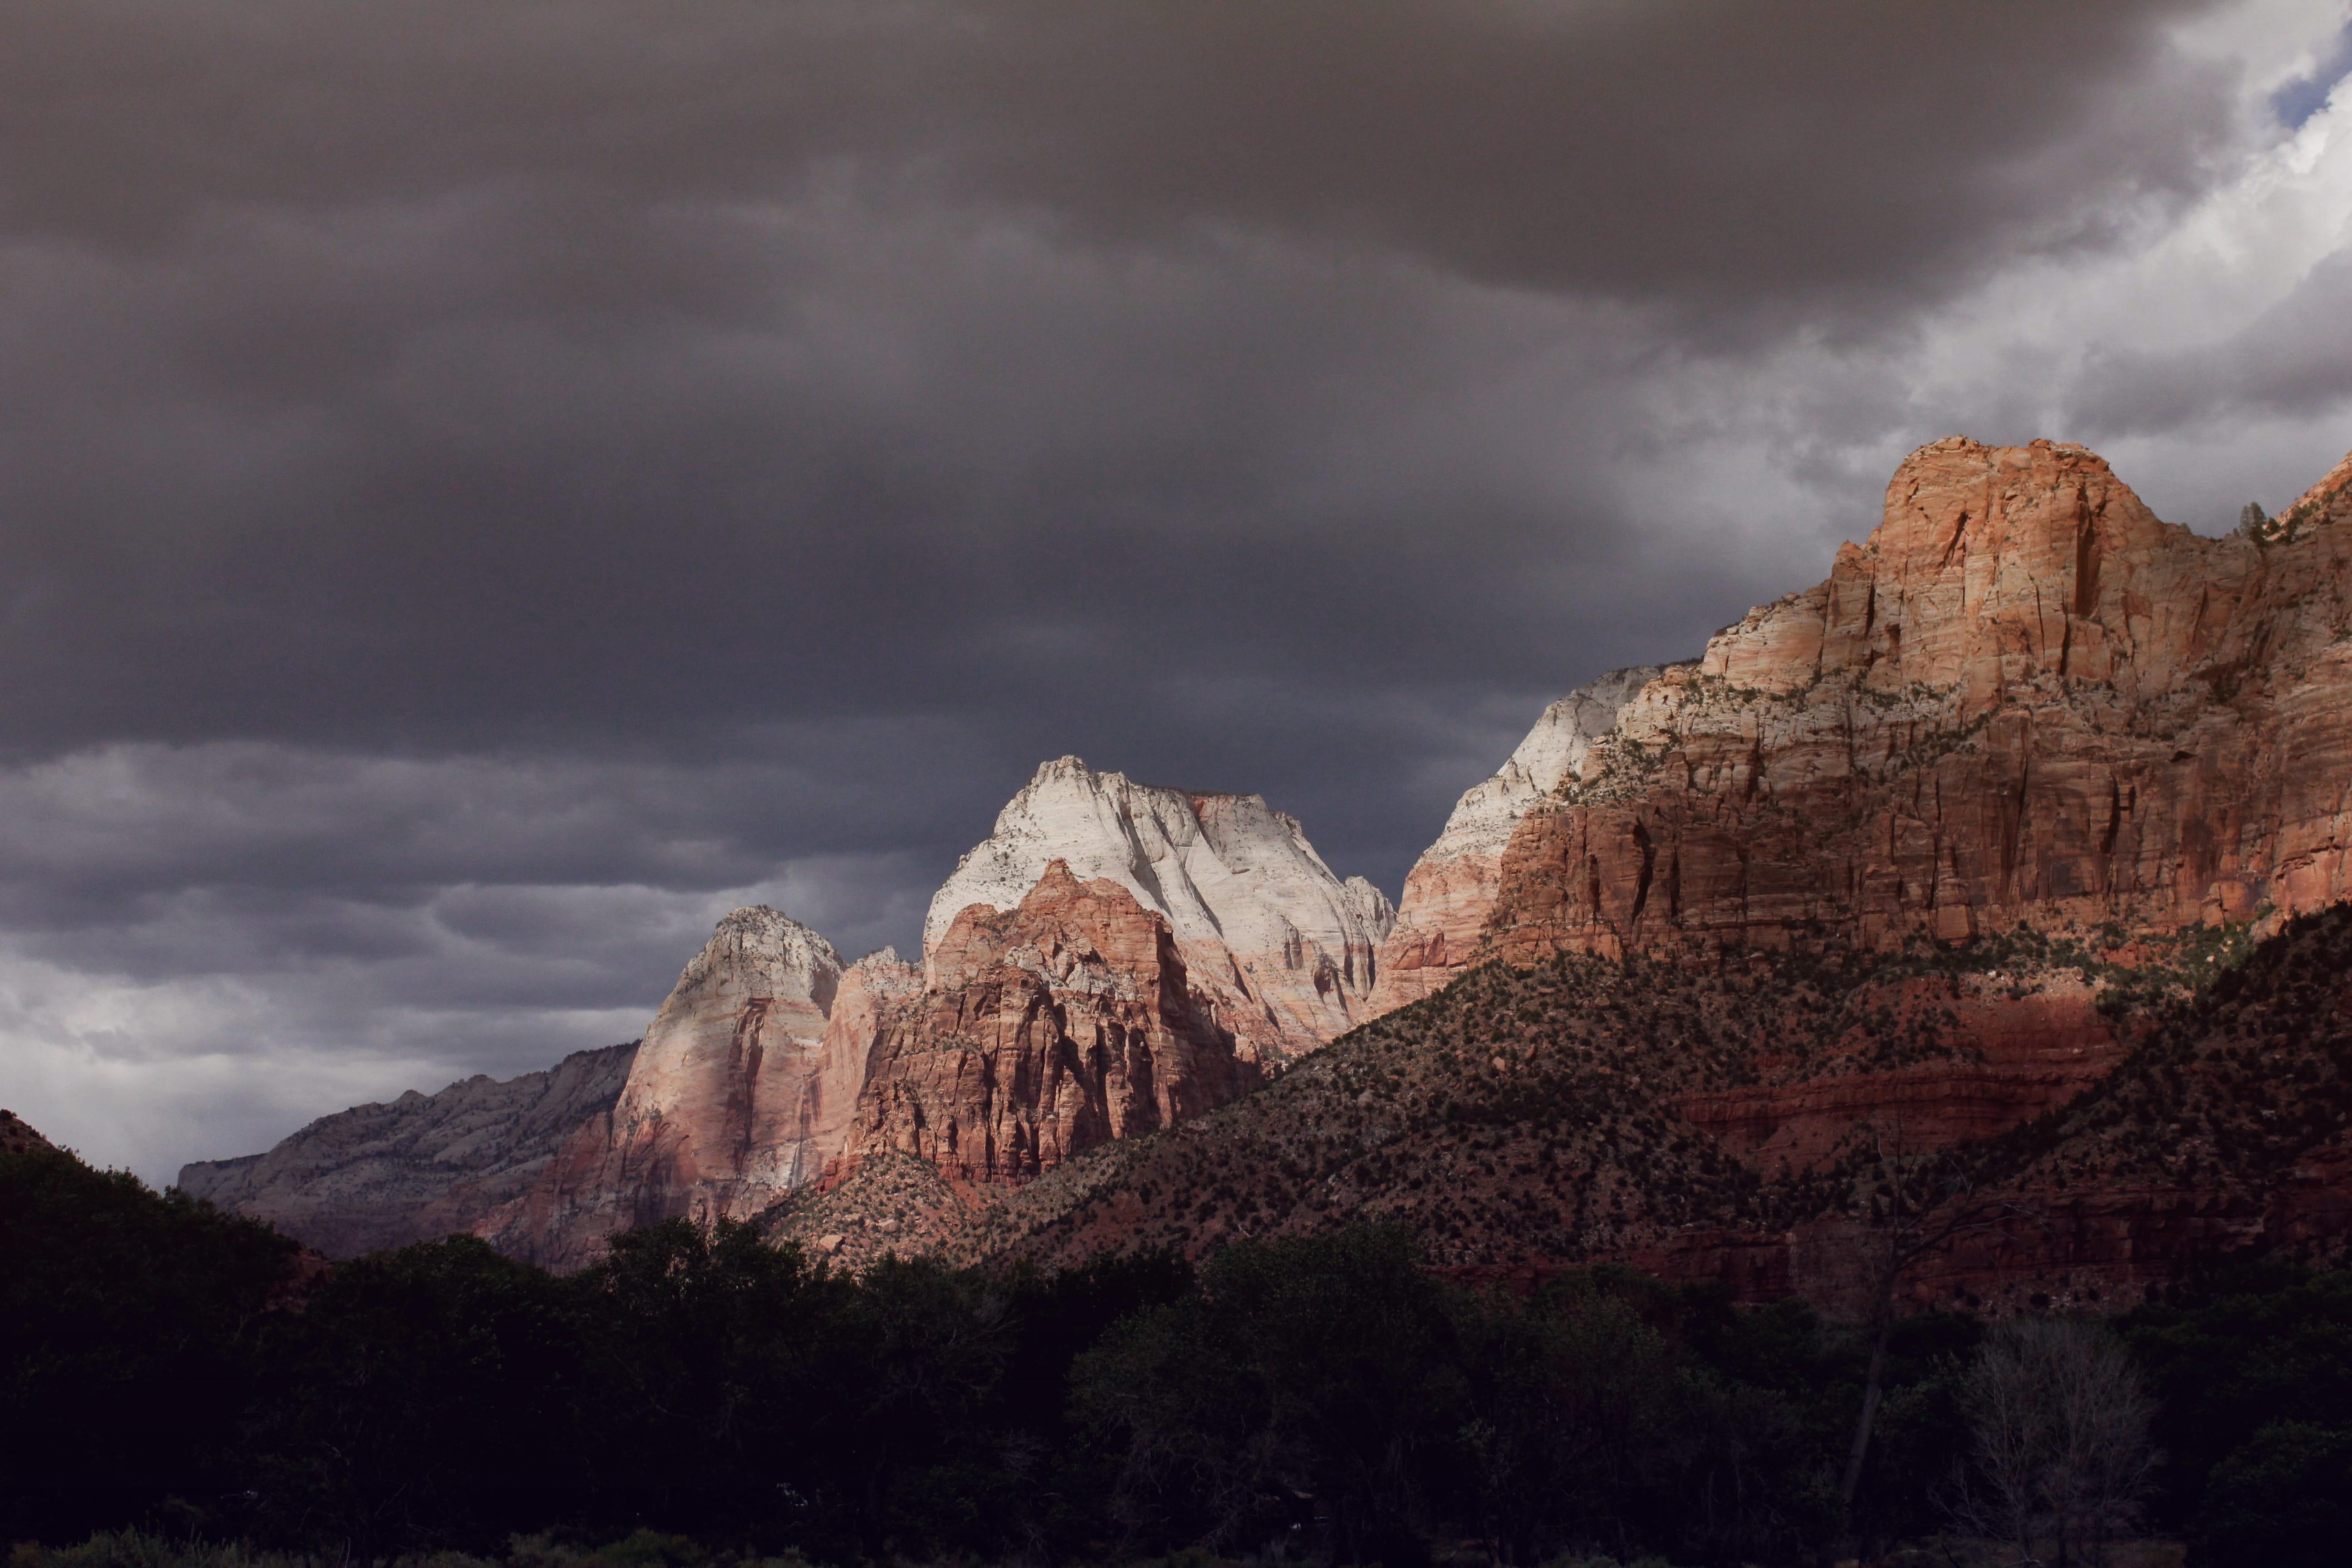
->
[927,756,1394,1063]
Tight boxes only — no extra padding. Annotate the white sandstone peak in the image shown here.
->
[1343,876,1398,941]
[1424,665,1679,863]
[1367,662,1686,1014]
[925,757,1384,965]
[922,756,1392,1058]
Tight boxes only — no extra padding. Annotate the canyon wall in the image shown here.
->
[178,433,2352,1306]
[1370,664,1674,1011]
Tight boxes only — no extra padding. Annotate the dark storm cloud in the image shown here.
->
[0,0,2244,753]
[3,2,2234,299]
[1,0,2330,1180]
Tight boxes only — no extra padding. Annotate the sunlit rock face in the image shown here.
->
[1434,435,2352,967]
[925,756,1395,1067]
[843,860,1259,1186]
[494,906,851,1268]
[1370,665,1676,1012]
[173,1043,639,1259]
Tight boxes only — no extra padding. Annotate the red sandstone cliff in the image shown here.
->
[1372,436,2352,990]
[841,859,1260,1185]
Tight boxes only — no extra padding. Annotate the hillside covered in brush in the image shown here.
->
[770,907,2352,1310]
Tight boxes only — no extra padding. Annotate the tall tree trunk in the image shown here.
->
[1839,1292,1896,1510]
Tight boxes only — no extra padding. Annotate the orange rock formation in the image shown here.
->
[842,860,1260,1184]
[1381,436,2352,979]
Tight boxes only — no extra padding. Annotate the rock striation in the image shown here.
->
[173,1042,638,1258]
[926,757,1394,1067]
[1384,437,2352,987]
[845,860,1259,1186]
[1371,665,1676,1011]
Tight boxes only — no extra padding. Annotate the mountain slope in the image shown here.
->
[774,911,2352,1314]
[175,1041,637,1258]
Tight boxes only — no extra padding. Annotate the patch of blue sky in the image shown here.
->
[2274,21,2352,128]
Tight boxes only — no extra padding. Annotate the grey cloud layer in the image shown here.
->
[0,0,2346,1180]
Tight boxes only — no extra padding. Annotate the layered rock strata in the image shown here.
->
[173,1042,637,1258]
[1463,437,2352,970]
[1370,665,1676,1011]
[845,860,1258,1186]
[927,757,1393,1065]
[1666,970,2127,1175]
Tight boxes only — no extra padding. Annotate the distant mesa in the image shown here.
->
[182,433,2352,1313]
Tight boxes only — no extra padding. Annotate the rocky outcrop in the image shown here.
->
[172,1042,637,1258]
[843,859,1259,1185]
[1471,437,2352,968]
[492,906,854,1268]
[926,757,1393,1066]
[0,1108,56,1156]
[1371,665,1676,1011]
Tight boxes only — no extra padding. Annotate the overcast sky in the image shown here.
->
[5,0,2352,1183]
